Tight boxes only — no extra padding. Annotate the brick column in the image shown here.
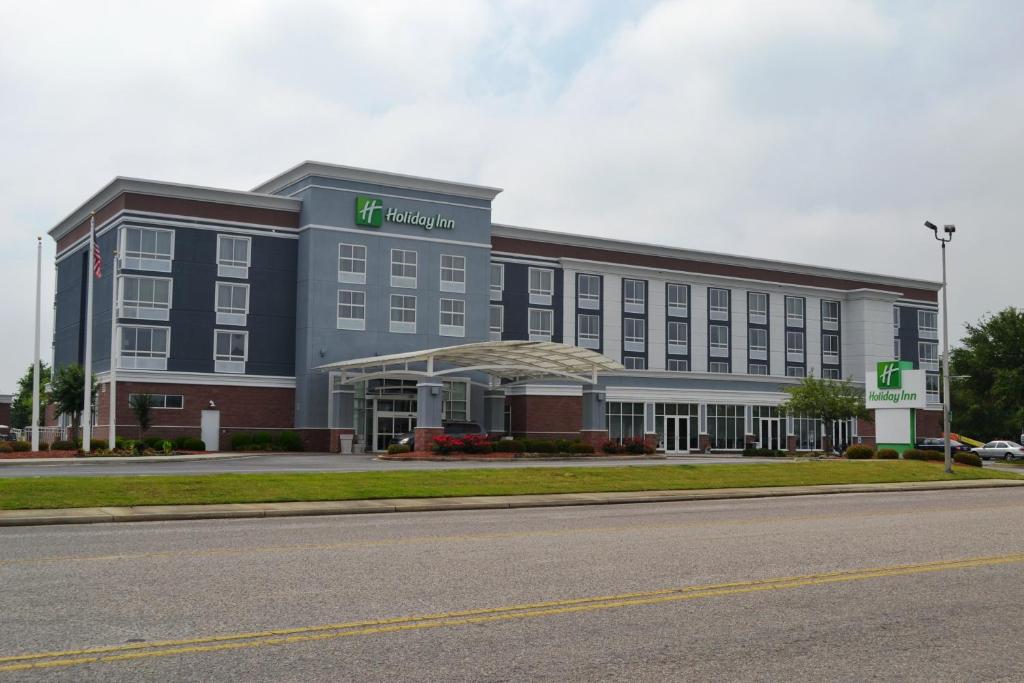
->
[786,435,797,453]
[414,427,443,453]
[415,380,444,453]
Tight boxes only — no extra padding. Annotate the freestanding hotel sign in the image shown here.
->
[866,361,926,453]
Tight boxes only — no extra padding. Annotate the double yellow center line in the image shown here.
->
[2,552,1022,674]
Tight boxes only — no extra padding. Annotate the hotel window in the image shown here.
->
[709,324,729,357]
[490,263,504,301]
[528,267,554,305]
[822,368,841,380]
[623,279,645,314]
[119,325,169,370]
[822,300,840,331]
[786,331,805,362]
[528,308,553,342]
[120,275,171,321]
[707,404,745,450]
[668,358,689,372]
[623,356,646,370]
[389,294,416,334]
[577,313,600,349]
[822,334,840,364]
[442,381,469,421]
[709,361,730,374]
[440,254,466,293]
[578,274,601,310]
[793,416,821,450]
[390,249,417,288]
[786,366,806,378]
[918,309,938,339]
[337,290,366,331]
[122,226,173,272]
[214,330,247,374]
[894,338,901,359]
[606,402,644,442]
[489,305,503,341]
[439,298,466,337]
[709,288,729,321]
[339,243,367,284]
[785,296,805,327]
[667,321,688,355]
[217,235,250,279]
[926,373,940,403]
[667,283,688,318]
[624,317,645,352]
[748,363,768,376]
[749,328,768,361]
[748,292,768,325]
[918,341,939,371]
[215,282,249,326]
[128,393,183,409]
[893,307,900,335]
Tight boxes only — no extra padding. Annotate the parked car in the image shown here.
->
[971,441,1024,462]
[393,421,485,448]
[914,438,973,453]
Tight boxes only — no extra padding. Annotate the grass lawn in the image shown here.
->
[0,461,1019,511]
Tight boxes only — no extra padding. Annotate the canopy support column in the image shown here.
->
[580,385,608,450]
[414,380,445,452]
[483,388,507,438]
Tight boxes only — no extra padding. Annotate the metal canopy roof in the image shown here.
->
[315,340,624,385]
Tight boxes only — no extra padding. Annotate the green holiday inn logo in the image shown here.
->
[355,196,384,228]
[354,195,455,231]
[876,361,902,389]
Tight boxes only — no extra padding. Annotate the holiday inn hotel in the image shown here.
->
[48,161,943,452]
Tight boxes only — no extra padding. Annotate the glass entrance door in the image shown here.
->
[832,420,851,452]
[759,418,782,451]
[663,416,689,454]
[372,397,417,451]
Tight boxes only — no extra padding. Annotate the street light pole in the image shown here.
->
[925,221,955,474]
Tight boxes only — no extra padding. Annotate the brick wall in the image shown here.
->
[916,409,943,439]
[508,395,582,439]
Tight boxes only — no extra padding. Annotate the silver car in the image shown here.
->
[971,441,1024,462]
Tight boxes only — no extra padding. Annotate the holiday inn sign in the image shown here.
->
[355,195,455,231]
[866,360,926,409]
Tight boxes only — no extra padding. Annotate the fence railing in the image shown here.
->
[10,426,70,443]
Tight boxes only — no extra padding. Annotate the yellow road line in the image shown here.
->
[1,552,1022,673]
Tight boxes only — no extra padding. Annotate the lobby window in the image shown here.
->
[709,288,729,321]
[786,331,805,362]
[624,317,645,351]
[490,263,504,301]
[119,325,169,370]
[709,361,730,373]
[577,313,600,349]
[709,324,729,357]
[793,416,821,450]
[822,300,840,331]
[389,294,416,334]
[667,283,688,318]
[120,275,171,321]
[748,363,768,376]
[822,368,841,380]
[489,305,503,341]
[215,282,249,327]
[606,402,644,442]
[339,243,367,284]
[748,292,768,325]
[623,279,645,313]
[439,298,466,337]
[707,404,744,450]
[217,235,250,279]
[122,226,173,272]
[786,366,806,378]
[785,296,805,328]
[578,274,601,310]
[214,330,247,374]
[822,334,840,364]
[894,338,901,359]
[528,267,553,305]
[623,356,646,370]
[667,321,688,355]
[440,254,465,293]
[668,358,689,372]
[528,308,553,342]
[442,381,469,421]
[926,373,940,403]
[918,309,938,339]
[390,249,417,289]
[337,290,366,331]
[918,341,939,370]
[128,393,183,409]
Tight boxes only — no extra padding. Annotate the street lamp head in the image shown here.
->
[944,224,956,235]
[924,220,938,231]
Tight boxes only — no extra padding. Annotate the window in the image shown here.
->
[215,282,249,326]
[748,292,768,325]
[490,263,504,301]
[214,330,247,373]
[918,341,939,370]
[894,338,901,359]
[489,305,503,341]
[123,226,173,272]
[793,416,821,450]
[786,331,805,362]
[389,294,416,333]
[440,254,466,293]
[822,368,841,380]
[120,276,171,321]
[785,296,805,327]
[337,290,366,330]
[918,309,938,339]
[822,334,840,364]
[623,279,645,313]
[217,235,250,278]
[667,284,688,318]
[667,321,688,355]
[624,317,645,351]
[668,358,689,372]
[528,308,553,341]
[709,288,729,321]
[442,381,468,421]
[623,356,646,370]
[577,314,600,349]
[578,274,601,310]
[822,300,840,331]
[786,366,806,378]
[528,267,554,305]
[749,328,768,360]
[707,404,744,450]
[439,298,465,337]
[709,324,729,357]
[893,307,900,335]
[709,361,730,373]
[119,325,169,370]
[390,249,417,288]
[339,243,367,284]
[748,363,768,375]
[606,402,644,442]
[128,393,183,409]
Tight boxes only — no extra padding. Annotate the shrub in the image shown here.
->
[902,449,943,462]
[173,436,190,449]
[252,432,273,447]
[182,438,206,451]
[387,444,411,455]
[89,439,109,451]
[569,442,595,454]
[460,434,493,454]
[601,440,627,455]
[51,440,76,451]
[844,445,874,460]
[433,435,463,454]
[519,439,557,453]
[11,440,31,452]
[876,449,899,460]
[230,432,252,451]
[622,437,655,455]
[492,440,526,453]
[38,442,49,451]
[953,452,983,467]
[554,439,573,453]
[0,443,12,453]
[142,437,163,450]
[161,440,173,454]
[277,431,304,452]
[743,447,787,457]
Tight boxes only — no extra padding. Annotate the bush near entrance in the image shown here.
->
[742,447,787,457]
[844,445,874,459]
[229,431,303,452]
[876,449,899,459]
[429,435,600,456]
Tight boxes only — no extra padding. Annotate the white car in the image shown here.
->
[971,441,1024,462]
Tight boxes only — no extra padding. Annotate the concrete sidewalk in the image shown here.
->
[2,478,1022,527]
[0,452,255,465]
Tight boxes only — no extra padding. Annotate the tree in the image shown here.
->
[779,375,871,451]
[9,362,50,429]
[950,307,1024,441]
[129,393,153,440]
[49,364,97,437]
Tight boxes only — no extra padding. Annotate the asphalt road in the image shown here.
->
[2,488,1022,681]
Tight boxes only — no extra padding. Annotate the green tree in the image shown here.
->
[129,393,153,440]
[779,375,871,451]
[9,362,50,429]
[950,307,1024,441]
[49,364,97,437]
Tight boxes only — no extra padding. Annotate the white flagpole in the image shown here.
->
[82,212,96,452]
[31,236,42,452]
[108,247,118,447]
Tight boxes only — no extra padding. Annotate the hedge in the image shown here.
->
[953,452,983,467]
[11,440,31,452]
[902,449,944,462]
[492,440,526,453]
[844,445,874,460]
[875,449,899,460]
[742,447,788,457]
[387,444,411,455]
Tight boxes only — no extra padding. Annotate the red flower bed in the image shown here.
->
[432,434,494,454]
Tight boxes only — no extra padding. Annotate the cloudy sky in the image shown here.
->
[1,0,1021,391]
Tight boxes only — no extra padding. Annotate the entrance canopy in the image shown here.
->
[316,340,624,385]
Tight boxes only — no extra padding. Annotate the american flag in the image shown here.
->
[92,224,102,278]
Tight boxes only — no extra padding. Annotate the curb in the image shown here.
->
[0,453,260,466]
[1,479,1022,527]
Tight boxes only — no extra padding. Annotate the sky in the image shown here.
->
[1,0,1022,392]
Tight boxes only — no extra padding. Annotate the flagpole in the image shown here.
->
[31,236,42,452]
[108,247,118,447]
[82,212,96,452]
